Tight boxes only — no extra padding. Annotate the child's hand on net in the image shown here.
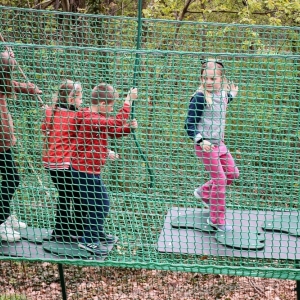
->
[125,88,138,103]
[229,82,238,98]
[130,119,138,129]
[27,82,43,95]
[200,140,215,152]
[108,150,119,161]
[6,48,15,58]
[16,82,43,95]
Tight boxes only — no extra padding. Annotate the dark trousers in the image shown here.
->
[0,149,20,225]
[48,168,86,237]
[71,168,110,243]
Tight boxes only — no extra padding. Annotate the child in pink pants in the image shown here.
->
[195,142,239,229]
[185,59,239,232]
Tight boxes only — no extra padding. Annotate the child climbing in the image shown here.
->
[185,59,239,232]
[71,83,138,255]
[41,80,85,241]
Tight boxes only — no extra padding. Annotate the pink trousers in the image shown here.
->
[195,142,239,225]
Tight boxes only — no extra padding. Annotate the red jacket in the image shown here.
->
[41,107,77,169]
[71,104,131,174]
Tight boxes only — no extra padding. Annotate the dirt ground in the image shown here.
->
[0,261,296,300]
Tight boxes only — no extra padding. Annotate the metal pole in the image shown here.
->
[131,0,155,188]
[132,0,143,91]
[58,264,67,300]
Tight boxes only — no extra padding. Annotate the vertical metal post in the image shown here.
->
[58,264,67,300]
[131,0,155,188]
[132,0,143,92]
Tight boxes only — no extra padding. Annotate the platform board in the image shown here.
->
[157,208,300,260]
[0,234,118,261]
[19,227,52,243]
[43,237,118,260]
[0,240,55,259]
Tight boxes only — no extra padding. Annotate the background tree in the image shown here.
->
[2,0,299,26]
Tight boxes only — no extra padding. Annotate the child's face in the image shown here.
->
[70,90,83,108]
[201,68,222,93]
[99,101,114,115]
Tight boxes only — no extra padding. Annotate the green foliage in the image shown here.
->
[143,0,300,26]
[2,0,300,26]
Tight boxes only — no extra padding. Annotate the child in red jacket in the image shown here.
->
[71,83,138,255]
[41,80,86,241]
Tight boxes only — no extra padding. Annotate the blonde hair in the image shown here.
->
[52,79,82,108]
[0,51,16,96]
[197,59,229,105]
[91,83,118,105]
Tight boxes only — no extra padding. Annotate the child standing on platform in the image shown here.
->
[41,80,86,241]
[71,83,137,255]
[42,80,119,241]
[185,59,239,232]
[0,50,42,241]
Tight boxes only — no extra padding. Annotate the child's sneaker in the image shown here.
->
[207,218,232,232]
[0,223,21,242]
[78,238,108,255]
[98,233,118,245]
[194,189,209,208]
[4,215,27,230]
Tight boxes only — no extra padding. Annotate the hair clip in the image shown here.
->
[201,59,224,68]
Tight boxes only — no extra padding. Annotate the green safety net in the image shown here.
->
[0,5,299,281]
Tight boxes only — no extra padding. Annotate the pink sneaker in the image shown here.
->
[194,189,209,208]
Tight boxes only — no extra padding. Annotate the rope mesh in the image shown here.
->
[0,5,299,281]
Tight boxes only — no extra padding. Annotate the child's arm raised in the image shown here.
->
[88,88,138,136]
[124,87,138,106]
[12,81,42,95]
[102,88,138,136]
[228,82,239,101]
[107,88,138,138]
